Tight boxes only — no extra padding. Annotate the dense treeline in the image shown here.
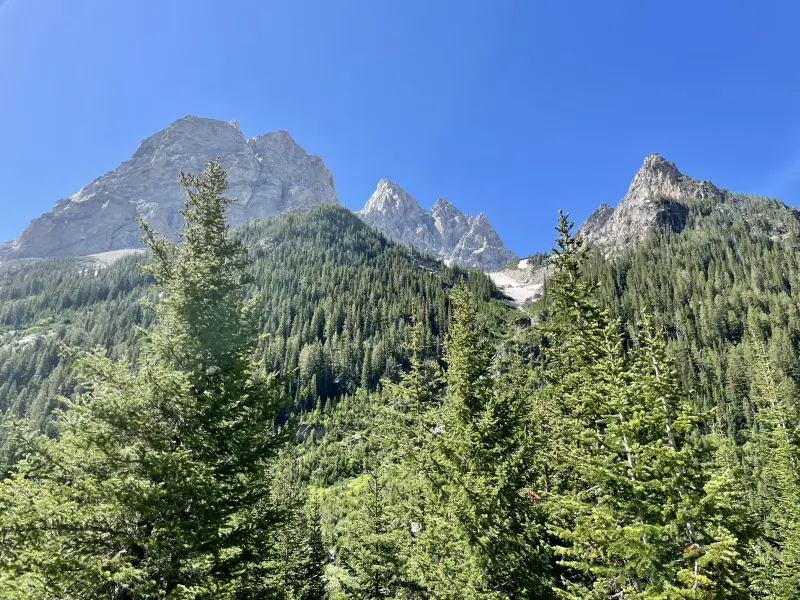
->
[0,203,497,432]
[1,163,800,598]
[582,194,800,436]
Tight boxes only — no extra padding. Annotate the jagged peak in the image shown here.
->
[635,152,682,181]
[361,178,423,215]
[431,197,466,218]
[466,213,503,237]
[432,197,455,209]
[375,178,411,195]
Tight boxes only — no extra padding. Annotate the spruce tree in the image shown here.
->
[543,215,751,599]
[0,161,288,599]
[748,340,800,598]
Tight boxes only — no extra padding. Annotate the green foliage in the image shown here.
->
[0,204,496,429]
[4,166,800,598]
[266,456,328,600]
[747,341,800,598]
[541,214,752,599]
[0,161,289,599]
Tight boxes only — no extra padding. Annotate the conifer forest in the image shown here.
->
[2,162,800,600]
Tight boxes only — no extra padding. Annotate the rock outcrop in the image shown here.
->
[578,153,728,251]
[0,116,338,259]
[359,179,516,270]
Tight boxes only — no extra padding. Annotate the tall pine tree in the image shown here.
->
[0,161,289,599]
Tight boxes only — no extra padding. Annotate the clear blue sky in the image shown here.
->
[1,0,799,255]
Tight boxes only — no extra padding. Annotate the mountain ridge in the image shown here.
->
[358,178,517,270]
[577,152,730,250]
[0,117,518,270]
[490,152,797,305]
[0,116,339,261]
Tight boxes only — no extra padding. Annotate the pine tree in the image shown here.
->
[0,161,289,599]
[420,285,551,598]
[748,340,800,598]
[543,215,751,599]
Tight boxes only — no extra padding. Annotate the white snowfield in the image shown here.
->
[488,270,544,305]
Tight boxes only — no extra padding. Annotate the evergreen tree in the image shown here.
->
[748,340,800,598]
[543,216,751,599]
[0,161,289,599]
[337,471,406,599]
[266,456,329,600]
[421,286,551,598]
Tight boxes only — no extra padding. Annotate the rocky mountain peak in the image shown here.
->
[1,117,339,260]
[431,197,457,211]
[361,179,425,218]
[640,152,679,174]
[578,153,729,251]
[358,182,516,270]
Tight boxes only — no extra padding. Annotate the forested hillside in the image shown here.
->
[583,193,800,434]
[1,163,800,599]
[0,204,498,433]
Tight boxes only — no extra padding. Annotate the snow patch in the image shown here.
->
[488,271,544,306]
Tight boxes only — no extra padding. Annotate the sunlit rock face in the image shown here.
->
[1,116,338,259]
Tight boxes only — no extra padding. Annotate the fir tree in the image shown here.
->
[423,285,552,598]
[543,215,751,599]
[0,161,289,599]
[748,340,800,598]
[266,456,329,600]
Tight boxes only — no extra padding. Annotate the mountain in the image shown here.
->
[5,146,800,597]
[577,152,728,251]
[358,178,517,270]
[0,204,502,425]
[0,117,338,260]
[491,152,792,306]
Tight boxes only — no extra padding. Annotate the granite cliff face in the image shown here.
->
[0,117,338,260]
[359,179,517,270]
[578,153,728,251]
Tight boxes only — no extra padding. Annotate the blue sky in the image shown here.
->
[1,0,798,255]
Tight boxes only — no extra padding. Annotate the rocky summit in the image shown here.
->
[578,152,729,251]
[359,179,517,270]
[0,117,338,260]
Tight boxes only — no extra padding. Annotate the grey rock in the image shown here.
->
[359,179,440,254]
[578,153,727,251]
[1,116,338,260]
[448,213,518,269]
[296,422,325,442]
[578,204,614,245]
[359,179,516,270]
[431,198,472,249]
